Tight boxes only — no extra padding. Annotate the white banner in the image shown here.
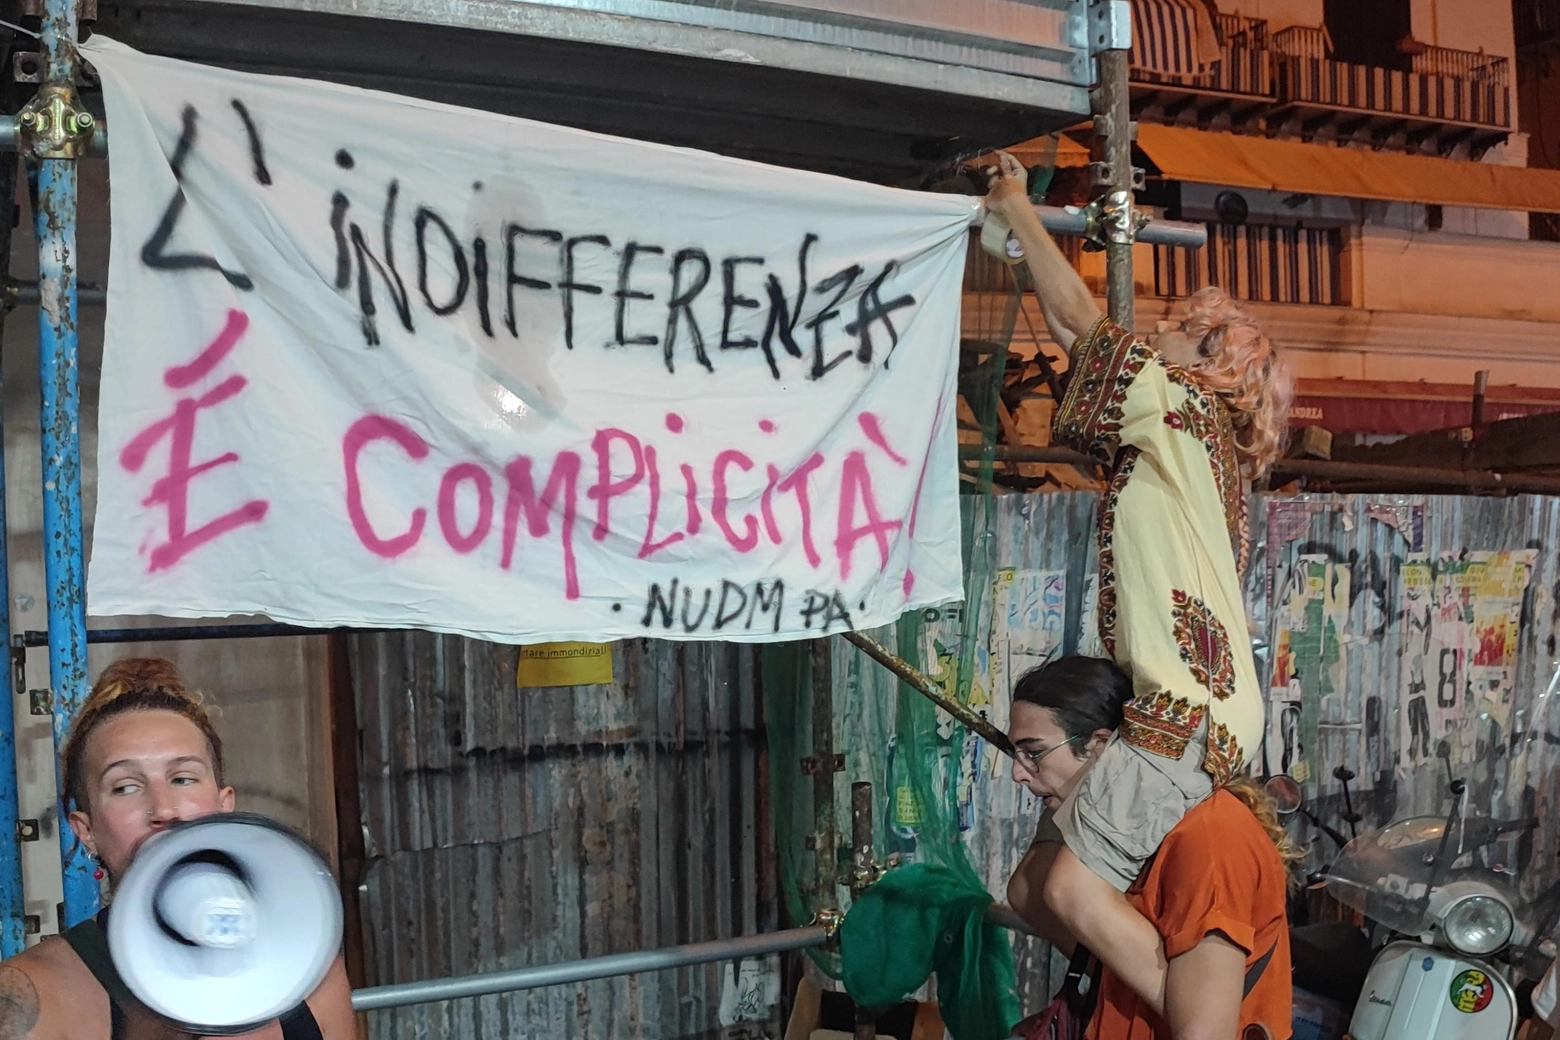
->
[84,38,974,643]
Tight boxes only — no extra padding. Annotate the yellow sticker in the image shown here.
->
[516,642,614,688]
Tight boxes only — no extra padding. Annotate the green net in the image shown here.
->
[760,159,1046,1037]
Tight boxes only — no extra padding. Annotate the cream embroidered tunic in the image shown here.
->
[1054,317,1261,782]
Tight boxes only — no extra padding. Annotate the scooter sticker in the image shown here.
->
[1450,969,1494,1013]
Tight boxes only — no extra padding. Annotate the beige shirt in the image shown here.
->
[1054,317,1261,783]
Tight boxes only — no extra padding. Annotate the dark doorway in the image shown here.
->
[1324,0,1413,70]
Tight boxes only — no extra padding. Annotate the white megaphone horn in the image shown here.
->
[107,813,343,1035]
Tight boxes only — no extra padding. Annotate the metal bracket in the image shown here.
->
[1075,192,1153,252]
[27,688,49,717]
[799,754,844,776]
[11,636,25,698]
[1088,161,1147,192]
[16,84,96,160]
[1089,0,1132,54]
[16,819,37,842]
[11,53,41,85]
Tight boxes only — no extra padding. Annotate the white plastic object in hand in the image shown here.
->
[978,212,1025,265]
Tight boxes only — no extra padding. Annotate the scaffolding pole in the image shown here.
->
[1090,2,1136,330]
[31,0,99,926]
[351,925,833,1012]
[0,146,23,958]
[351,901,1037,1012]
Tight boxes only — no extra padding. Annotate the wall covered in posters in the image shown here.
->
[810,491,1560,1017]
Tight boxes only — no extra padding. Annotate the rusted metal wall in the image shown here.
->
[348,632,773,1040]
[1245,494,1560,903]
[939,492,1560,1014]
[344,491,1560,1032]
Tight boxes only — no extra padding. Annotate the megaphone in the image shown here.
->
[107,813,343,1035]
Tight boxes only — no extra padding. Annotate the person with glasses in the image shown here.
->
[1004,656,1294,1040]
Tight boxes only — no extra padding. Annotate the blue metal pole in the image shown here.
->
[35,0,98,927]
[0,150,27,958]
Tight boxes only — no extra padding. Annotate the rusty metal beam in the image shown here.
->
[842,632,1014,756]
[1335,411,1560,474]
[1270,458,1560,495]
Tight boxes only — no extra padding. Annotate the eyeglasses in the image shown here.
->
[1013,734,1079,772]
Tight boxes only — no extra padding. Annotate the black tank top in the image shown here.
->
[60,910,324,1040]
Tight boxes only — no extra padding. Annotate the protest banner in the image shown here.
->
[83,38,976,643]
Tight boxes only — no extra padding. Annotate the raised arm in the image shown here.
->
[982,151,1102,353]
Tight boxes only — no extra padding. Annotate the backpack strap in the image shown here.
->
[279,1001,326,1040]
[59,911,140,1014]
[1062,944,1099,1025]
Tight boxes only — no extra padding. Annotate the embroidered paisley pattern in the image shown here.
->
[1171,589,1237,701]
[1096,447,1141,658]
[1122,689,1206,761]
[1054,317,1154,464]
[1203,720,1244,784]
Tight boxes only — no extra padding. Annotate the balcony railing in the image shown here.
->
[1269,24,1330,62]
[1130,12,1272,100]
[1271,27,1510,135]
[1409,44,1508,84]
[1154,223,1345,306]
[1127,10,1510,153]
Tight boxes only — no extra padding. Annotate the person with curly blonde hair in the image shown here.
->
[984,151,1292,1033]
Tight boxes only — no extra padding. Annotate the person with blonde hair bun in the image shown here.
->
[984,150,1292,1036]
[0,657,354,1040]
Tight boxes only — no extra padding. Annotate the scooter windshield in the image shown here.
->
[1325,816,1449,937]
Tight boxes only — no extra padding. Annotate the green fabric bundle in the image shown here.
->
[840,862,1021,1040]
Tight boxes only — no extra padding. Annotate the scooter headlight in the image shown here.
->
[1440,894,1513,956]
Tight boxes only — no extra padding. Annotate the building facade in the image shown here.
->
[969,0,1560,447]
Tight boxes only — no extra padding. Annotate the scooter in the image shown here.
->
[1266,770,1552,1040]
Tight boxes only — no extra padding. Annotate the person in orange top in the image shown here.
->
[1005,656,1294,1040]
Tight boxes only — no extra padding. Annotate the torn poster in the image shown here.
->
[1470,551,1536,730]
[1266,554,1348,784]
[1397,552,1534,769]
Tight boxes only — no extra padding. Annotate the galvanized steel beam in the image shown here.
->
[0,146,24,958]
[350,925,832,1011]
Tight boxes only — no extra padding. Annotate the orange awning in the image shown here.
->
[1135,124,1560,213]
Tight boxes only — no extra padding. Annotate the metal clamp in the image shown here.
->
[813,907,845,940]
[16,84,96,160]
[848,859,888,897]
[1075,191,1152,251]
[1089,0,1132,53]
